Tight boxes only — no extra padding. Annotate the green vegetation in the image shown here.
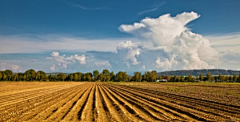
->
[0,69,240,83]
[167,87,181,92]
[157,69,240,76]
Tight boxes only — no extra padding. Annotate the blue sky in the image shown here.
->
[0,0,240,73]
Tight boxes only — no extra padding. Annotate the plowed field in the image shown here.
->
[0,82,240,121]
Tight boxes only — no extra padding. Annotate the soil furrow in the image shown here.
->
[95,84,108,122]
[98,85,123,122]
[101,85,143,121]
[21,85,83,121]
[1,82,239,121]
[79,84,96,121]
[0,84,82,122]
[116,84,239,120]
[130,85,240,113]
[108,85,178,121]
[110,84,235,121]
[103,85,161,121]
[0,84,77,105]
[107,84,211,121]
[45,84,91,122]
[0,84,80,112]
[61,84,93,121]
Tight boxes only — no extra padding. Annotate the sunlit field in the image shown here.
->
[1,82,240,121]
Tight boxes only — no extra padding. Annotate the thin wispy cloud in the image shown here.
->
[138,2,166,15]
[205,32,240,52]
[67,2,107,10]
[0,34,134,54]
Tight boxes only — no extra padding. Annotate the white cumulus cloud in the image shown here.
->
[117,41,141,65]
[95,61,112,68]
[120,11,200,46]
[74,54,86,64]
[47,52,87,70]
[155,56,178,70]
[119,11,218,70]
[50,65,56,71]
[1,11,238,73]
[0,63,22,72]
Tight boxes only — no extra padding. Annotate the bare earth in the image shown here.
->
[0,82,240,121]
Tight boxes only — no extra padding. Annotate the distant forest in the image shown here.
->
[157,69,240,76]
[0,69,240,82]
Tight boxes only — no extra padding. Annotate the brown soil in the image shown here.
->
[0,82,239,121]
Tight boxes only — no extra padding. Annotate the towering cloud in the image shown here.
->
[119,11,218,70]
[120,12,200,46]
[117,41,140,65]
[46,12,223,72]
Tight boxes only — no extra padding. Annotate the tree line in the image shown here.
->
[157,69,240,76]
[0,69,240,82]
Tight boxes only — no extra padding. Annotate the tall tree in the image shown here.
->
[24,69,36,81]
[221,75,226,82]
[225,76,229,82]
[127,76,132,82]
[144,71,151,82]
[12,74,18,81]
[23,75,27,81]
[188,74,193,82]
[101,69,110,82]
[76,72,83,81]
[177,75,180,82]
[36,71,47,81]
[150,71,157,82]
[58,73,66,81]
[36,71,41,81]
[238,74,240,82]
[180,76,184,82]
[233,74,237,82]
[115,71,123,82]
[172,75,177,82]
[82,74,87,81]
[218,74,222,82]
[213,76,218,82]
[4,70,13,81]
[199,73,204,81]
[85,72,93,81]
[17,73,24,81]
[48,74,53,81]
[110,71,115,81]
[206,71,211,81]
[229,75,233,82]
[166,75,171,81]
[115,71,127,82]
[93,70,99,81]
[0,72,2,81]
[123,72,128,82]
[99,73,105,82]
[158,76,162,80]
[68,74,73,81]
[133,72,142,82]
[73,73,78,81]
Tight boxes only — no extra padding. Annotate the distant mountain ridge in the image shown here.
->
[157,69,240,76]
